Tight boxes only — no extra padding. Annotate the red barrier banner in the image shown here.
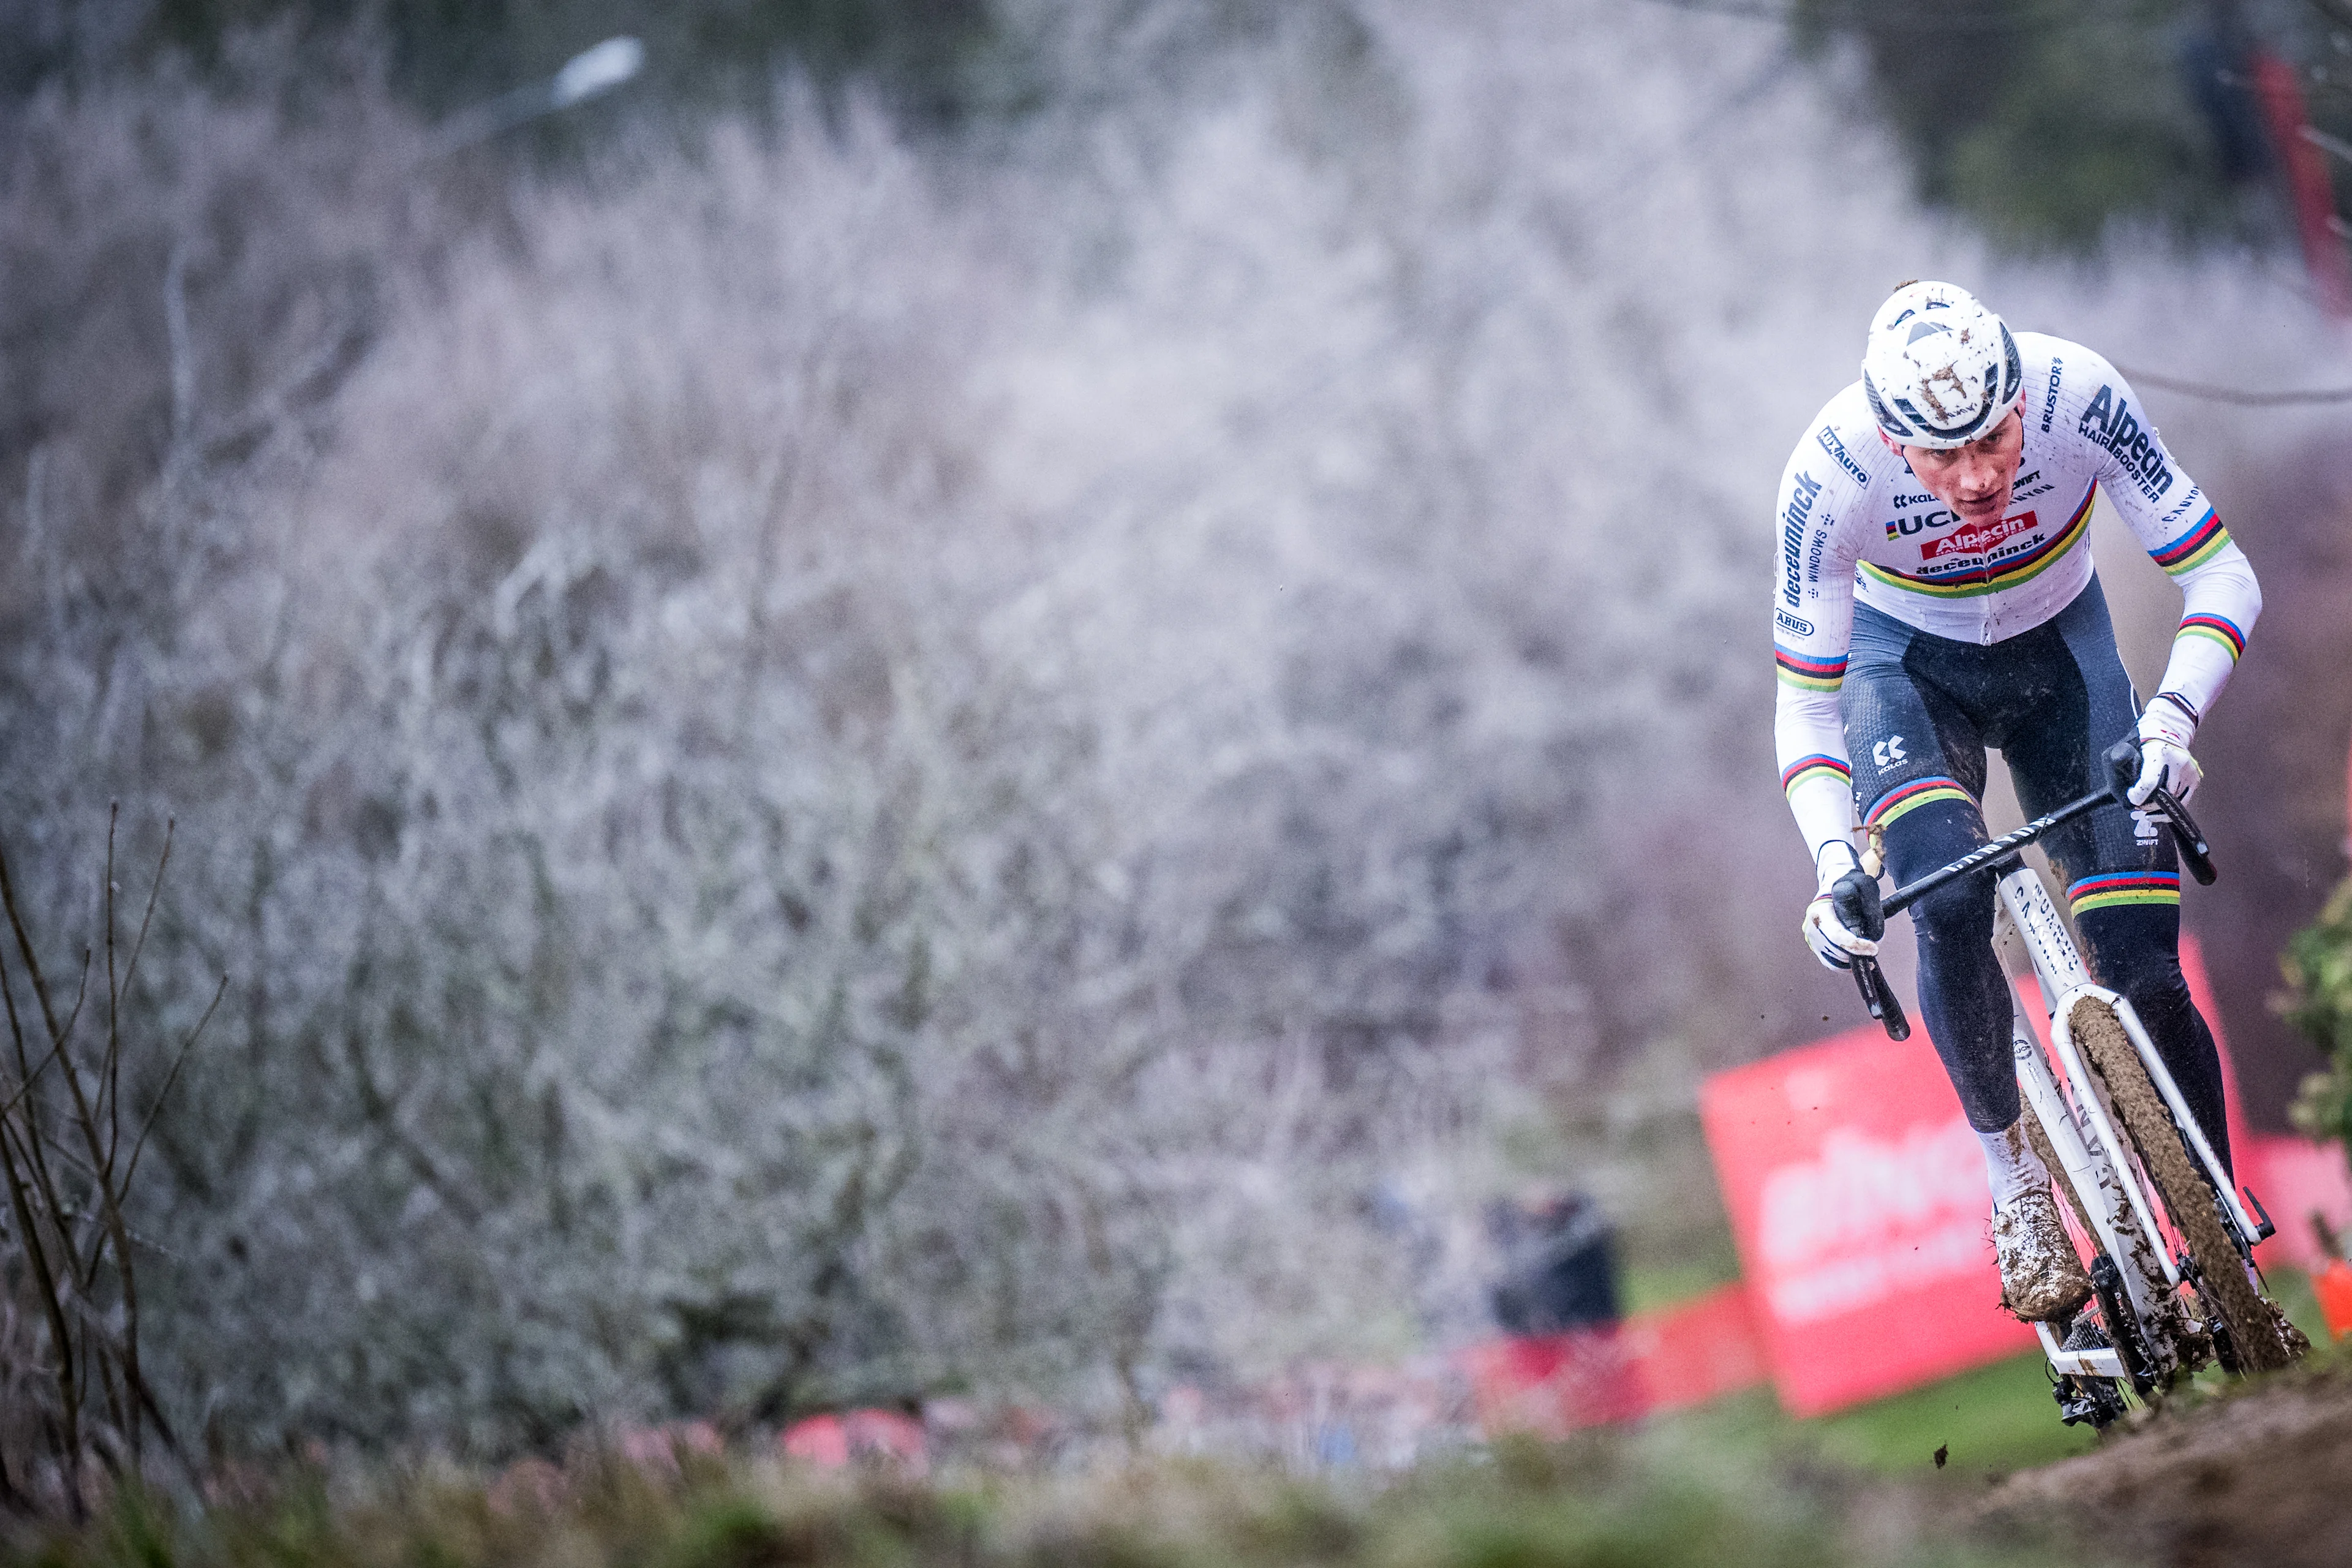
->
[1459,1283,1768,1438]
[1700,1027,2032,1415]
[1615,1283,1771,1413]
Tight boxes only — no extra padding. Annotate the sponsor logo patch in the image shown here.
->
[2078,384,2174,502]
[1815,426,1871,489]
[1775,609,1815,637]
[1885,508,1955,538]
[1781,471,1823,606]
[1922,509,2037,562]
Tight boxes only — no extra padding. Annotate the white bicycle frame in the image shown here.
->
[1993,862,2267,1393]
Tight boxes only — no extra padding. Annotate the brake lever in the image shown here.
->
[1831,868,1908,1039]
[1851,954,1911,1041]
[2150,786,2217,885]
[2103,736,2217,885]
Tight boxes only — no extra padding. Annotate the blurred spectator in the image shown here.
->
[1485,1191,1619,1338]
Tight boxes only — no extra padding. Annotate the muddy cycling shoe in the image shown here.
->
[1991,1185,2094,1321]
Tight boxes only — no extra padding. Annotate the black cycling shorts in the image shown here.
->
[1842,575,2176,913]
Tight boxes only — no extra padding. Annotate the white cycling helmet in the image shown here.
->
[1860,281,2024,448]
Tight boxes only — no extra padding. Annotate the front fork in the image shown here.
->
[1997,869,2189,1387]
[2012,994,2184,1387]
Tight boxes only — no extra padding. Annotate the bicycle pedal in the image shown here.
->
[2052,1376,2123,1428]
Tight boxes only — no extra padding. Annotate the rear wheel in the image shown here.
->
[2069,996,2296,1373]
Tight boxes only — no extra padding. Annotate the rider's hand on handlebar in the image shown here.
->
[2128,697,2202,807]
[1800,842,1879,971]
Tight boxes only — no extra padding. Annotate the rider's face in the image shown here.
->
[1890,409,2024,522]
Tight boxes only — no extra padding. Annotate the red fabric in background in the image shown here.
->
[2251,50,2352,319]
[1700,1025,2034,1416]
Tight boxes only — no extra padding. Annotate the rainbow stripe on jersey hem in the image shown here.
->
[2068,871,2182,916]
[1774,646,1847,693]
[1863,776,1975,830]
[1858,484,2094,600]
[2176,612,2246,662]
[2150,508,2230,576]
[1780,754,1852,798]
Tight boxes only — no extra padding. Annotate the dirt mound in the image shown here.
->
[1978,1363,2352,1567]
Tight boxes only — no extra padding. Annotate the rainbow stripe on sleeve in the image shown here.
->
[2149,508,2230,576]
[2174,612,2246,662]
[1774,646,1847,693]
[2067,870,2181,916]
[1779,754,1852,799]
[1863,775,1975,830]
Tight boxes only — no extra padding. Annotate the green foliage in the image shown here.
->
[0,1446,2092,1568]
[2285,878,2352,1152]
[1790,0,2260,253]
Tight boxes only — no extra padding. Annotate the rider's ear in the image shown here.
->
[1876,429,1905,456]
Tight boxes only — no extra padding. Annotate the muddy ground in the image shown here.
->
[1978,1362,2352,1567]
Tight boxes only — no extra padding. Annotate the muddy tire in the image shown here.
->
[2070,996,2296,1373]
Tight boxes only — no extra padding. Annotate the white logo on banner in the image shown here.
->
[1755,1117,1986,1325]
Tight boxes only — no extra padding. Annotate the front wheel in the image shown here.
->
[2069,996,2298,1373]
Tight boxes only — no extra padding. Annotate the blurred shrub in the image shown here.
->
[2285,878,2352,1151]
[0,1442,2086,1568]
[1790,0,2272,252]
[2,24,1589,1451]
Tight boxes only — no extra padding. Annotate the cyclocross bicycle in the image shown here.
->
[1835,737,2305,1428]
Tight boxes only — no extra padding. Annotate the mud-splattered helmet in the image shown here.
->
[1861,281,2024,449]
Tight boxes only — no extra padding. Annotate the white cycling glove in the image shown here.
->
[1800,842,1879,971]
[2129,696,2203,807]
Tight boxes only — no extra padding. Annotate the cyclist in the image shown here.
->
[1771,281,2262,1320]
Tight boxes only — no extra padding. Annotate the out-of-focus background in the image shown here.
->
[4,0,2351,1476]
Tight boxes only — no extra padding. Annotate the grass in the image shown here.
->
[1613,1251,1740,1318]
[1615,1260,2344,1487]
[8,1272,2326,1566]
[0,1436,2096,1568]
[1652,1354,2092,1480]
[1812,1354,2096,1474]
[1677,1265,2344,1482]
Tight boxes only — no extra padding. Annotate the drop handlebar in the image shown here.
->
[1834,739,2215,1042]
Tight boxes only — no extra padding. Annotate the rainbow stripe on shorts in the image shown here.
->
[1863,775,1975,831]
[2067,870,2182,916]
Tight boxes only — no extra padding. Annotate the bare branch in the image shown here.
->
[119,973,227,1195]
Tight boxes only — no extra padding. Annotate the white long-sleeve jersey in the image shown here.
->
[1770,333,2263,864]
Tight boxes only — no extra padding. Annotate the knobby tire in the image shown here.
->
[2070,997,2294,1373]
